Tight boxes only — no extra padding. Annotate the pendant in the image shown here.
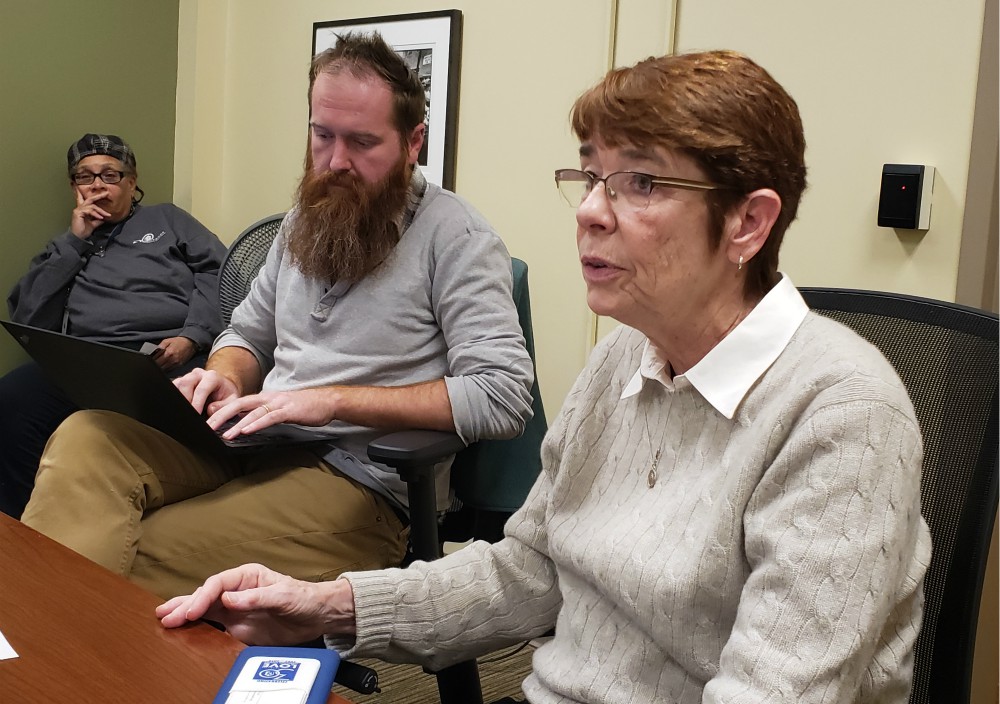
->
[647,449,661,488]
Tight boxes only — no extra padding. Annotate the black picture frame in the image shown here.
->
[312,10,463,191]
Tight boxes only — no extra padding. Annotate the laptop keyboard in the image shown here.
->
[215,418,262,446]
[214,417,327,447]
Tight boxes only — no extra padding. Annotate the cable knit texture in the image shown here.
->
[337,313,932,704]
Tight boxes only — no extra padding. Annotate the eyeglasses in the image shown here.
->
[554,168,723,211]
[71,170,127,186]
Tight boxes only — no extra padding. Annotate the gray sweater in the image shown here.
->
[339,312,931,704]
[215,180,535,509]
[8,203,226,349]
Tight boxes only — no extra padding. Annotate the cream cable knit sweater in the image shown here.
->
[339,313,932,704]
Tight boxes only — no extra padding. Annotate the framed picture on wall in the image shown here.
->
[312,10,463,191]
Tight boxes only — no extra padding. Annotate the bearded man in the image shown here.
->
[21,32,534,600]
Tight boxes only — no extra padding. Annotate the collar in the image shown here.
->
[620,275,808,419]
[399,166,428,234]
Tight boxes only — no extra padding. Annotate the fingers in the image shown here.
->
[191,378,220,416]
[156,591,211,628]
[173,338,197,365]
[172,369,261,430]
[233,388,335,431]
[80,190,111,208]
[229,405,280,437]
[210,395,280,437]
[158,564,276,628]
[158,568,331,646]
[73,191,112,219]
[188,370,237,415]
[155,594,189,619]
[221,585,274,612]
[70,192,114,238]
[154,338,195,372]
[157,584,216,627]
[74,187,105,208]
[207,402,250,434]
[173,368,232,414]
[160,337,196,357]
[153,348,174,371]
[78,204,111,219]
[172,368,208,406]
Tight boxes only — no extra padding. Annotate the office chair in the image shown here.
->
[800,287,998,704]
[217,213,285,327]
[367,257,547,704]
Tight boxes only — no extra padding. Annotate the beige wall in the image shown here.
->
[957,0,999,312]
[675,1,987,300]
[597,0,992,341]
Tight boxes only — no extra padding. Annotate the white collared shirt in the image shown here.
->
[620,275,809,419]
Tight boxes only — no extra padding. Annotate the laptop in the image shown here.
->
[2,321,336,456]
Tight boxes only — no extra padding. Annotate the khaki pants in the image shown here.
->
[21,410,408,599]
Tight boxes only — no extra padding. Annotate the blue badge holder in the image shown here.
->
[212,645,340,704]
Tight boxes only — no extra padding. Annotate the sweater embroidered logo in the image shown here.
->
[133,231,165,244]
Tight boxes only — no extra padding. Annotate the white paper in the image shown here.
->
[0,629,18,661]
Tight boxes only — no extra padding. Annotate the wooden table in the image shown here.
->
[0,513,351,703]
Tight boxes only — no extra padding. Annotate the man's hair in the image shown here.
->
[570,50,807,300]
[309,32,426,134]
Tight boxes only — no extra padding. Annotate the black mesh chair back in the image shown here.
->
[800,287,998,704]
[218,214,285,327]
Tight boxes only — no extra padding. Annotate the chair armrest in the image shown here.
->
[368,430,466,562]
[368,430,466,471]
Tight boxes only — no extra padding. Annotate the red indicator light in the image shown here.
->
[901,185,907,190]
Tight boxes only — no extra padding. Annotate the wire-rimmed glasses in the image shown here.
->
[554,168,723,211]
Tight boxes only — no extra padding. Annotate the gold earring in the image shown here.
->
[738,255,744,271]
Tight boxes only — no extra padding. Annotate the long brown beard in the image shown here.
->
[285,156,411,283]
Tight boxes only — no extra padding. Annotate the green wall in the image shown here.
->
[0,1,180,373]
